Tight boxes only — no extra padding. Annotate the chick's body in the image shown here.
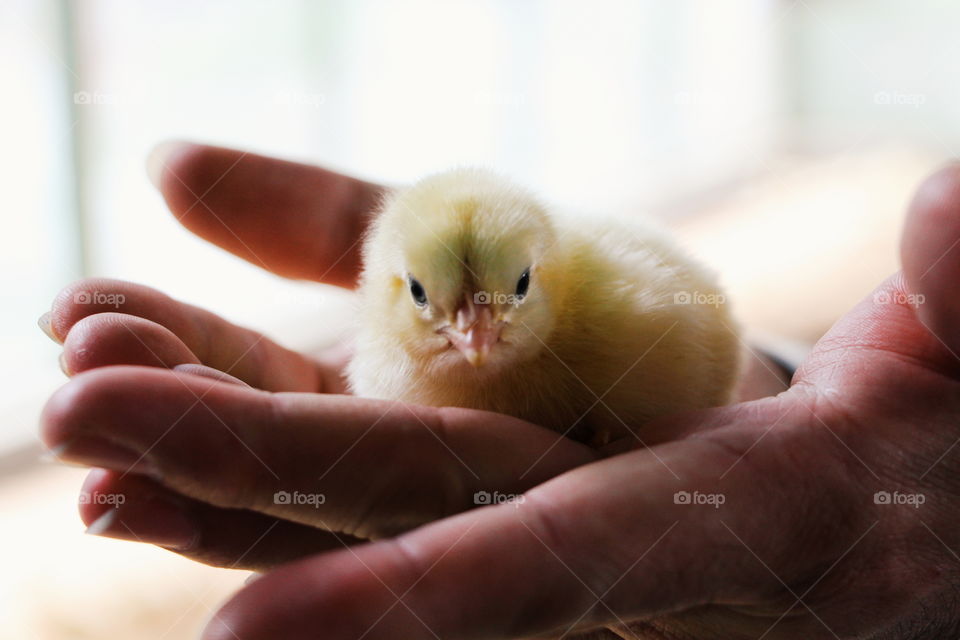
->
[347,169,739,443]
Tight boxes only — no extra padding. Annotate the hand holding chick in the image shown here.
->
[348,169,740,444]
[44,146,960,640]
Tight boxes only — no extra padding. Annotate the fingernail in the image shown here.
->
[52,436,160,479]
[42,439,72,460]
[38,311,61,344]
[146,140,186,190]
[84,509,118,536]
[85,496,199,550]
[38,439,85,467]
[59,352,71,376]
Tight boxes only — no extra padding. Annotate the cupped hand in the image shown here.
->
[184,165,960,640]
[40,144,597,570]
[41,146,960,639]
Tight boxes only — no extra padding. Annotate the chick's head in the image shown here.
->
[362,168,563,375]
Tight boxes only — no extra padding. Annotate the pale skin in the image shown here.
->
[39,143,960,639]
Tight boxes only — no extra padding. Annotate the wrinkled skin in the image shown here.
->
[40,144,960,639]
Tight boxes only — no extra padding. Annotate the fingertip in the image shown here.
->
[61,312,200,374]
[201,597,260,640]
[83,508,118,537]
[38,366,165,451]
[200,552,387,640]
[901,163,960,351]
[38,311,61,344]
[201,611,242,640]
[151,142,245,221]
[39,373,91,450]
[78,468,115,525]
[145,139,194,190]
[901,162,960,275]
[38,369,152,465]
[143,141,380,284]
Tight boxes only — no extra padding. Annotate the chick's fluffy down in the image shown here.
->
[347,169,739,444]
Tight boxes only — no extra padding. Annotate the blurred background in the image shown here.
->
[3,0,956,637]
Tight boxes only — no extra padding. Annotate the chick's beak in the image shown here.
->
[448,298,501,367]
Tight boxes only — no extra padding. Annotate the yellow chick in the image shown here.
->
[347,169,739,445]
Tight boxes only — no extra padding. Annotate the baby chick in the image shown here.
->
[347,169,739,445]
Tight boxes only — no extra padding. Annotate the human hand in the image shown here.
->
[43,146,960,639]
[40,144,597,569]
[178,164,960,639]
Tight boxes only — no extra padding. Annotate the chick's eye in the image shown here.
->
[515,268,531,299]
[408,277,428,306]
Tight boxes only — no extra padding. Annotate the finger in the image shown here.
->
[49,278,342,392]
[203,400,862,640]
[80,469,360,571]
[797,165,960,391]
[902,162,960,355]
[149,141,384,287]
[41,366,597,538]
[61,314,254,387]
[61,312,200,375]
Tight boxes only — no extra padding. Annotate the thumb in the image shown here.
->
[901,163,960,355]
[202,401,856,640]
